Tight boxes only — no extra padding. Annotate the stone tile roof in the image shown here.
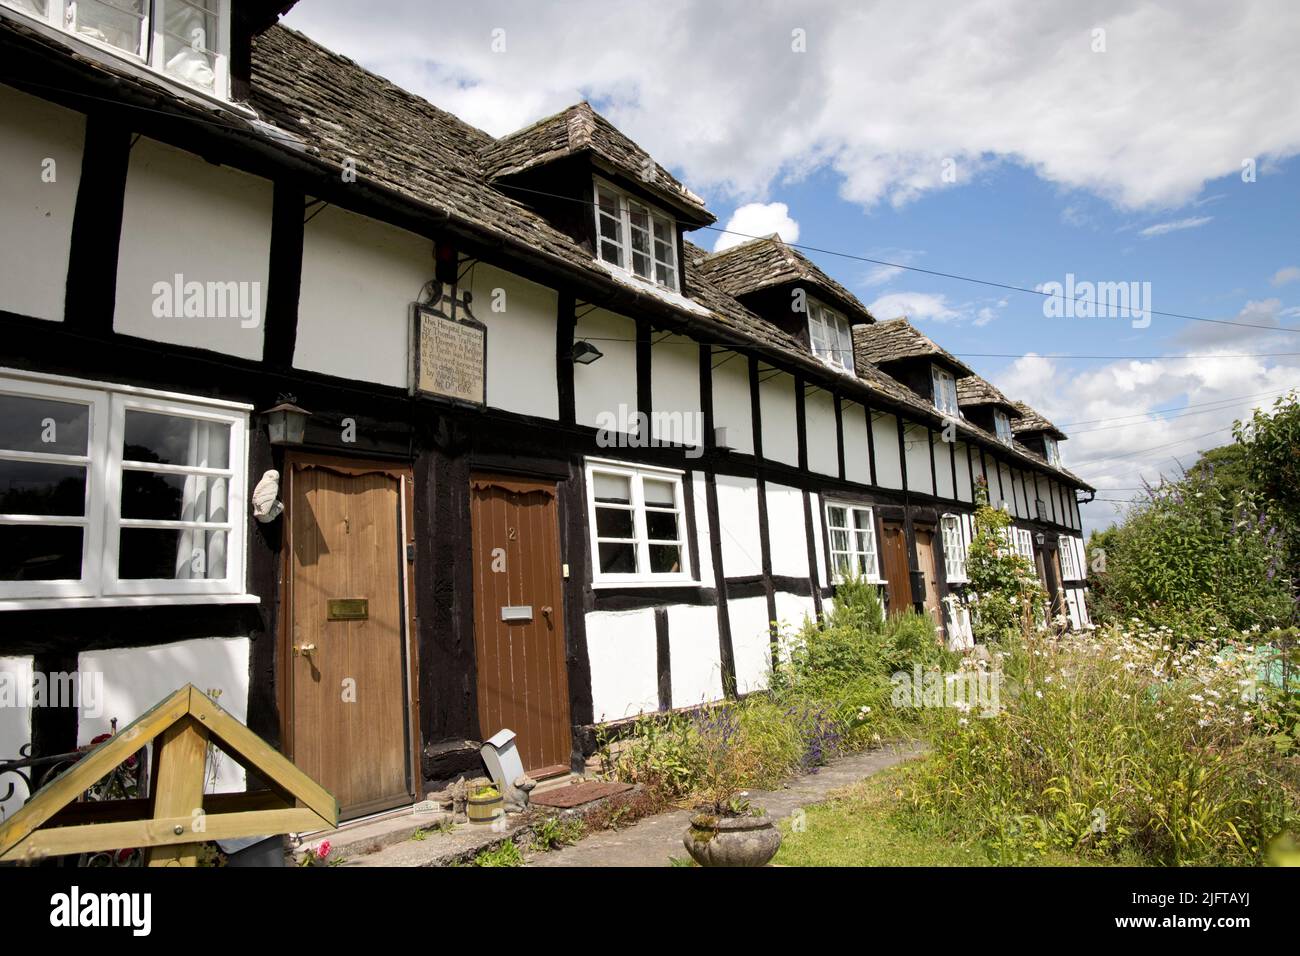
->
[956,375,1020,413]
[1011,401,1067,439]
[851,317,974,376]
[694,235,875,323]
[480,102,714,225]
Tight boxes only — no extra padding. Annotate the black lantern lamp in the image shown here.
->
[572,340,604,365]
[263,395,312,445]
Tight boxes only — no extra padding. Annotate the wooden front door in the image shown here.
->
[285,458,414,819]
[879,520,913,616]
[914,526,944,629]
[470,474,571,775]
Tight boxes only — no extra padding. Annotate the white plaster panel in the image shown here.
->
[711,350,753,455]
[871,412,903,489]
[79,637,250,794]
[904,422,933,495]
[933,434,955,500]
[955,442,974,502]
[0,86,84,322]
[114,137,270,360]
[758,370,798,467]
[650,333,702,448]
[666,604,724,708]
[470,262,560,419]
[584,608,659,722]
[766,482,810,579]
[574,308,637,430]
[0,656,34,820]
[294,203,430,388]
[842,401,871,485]
[690,472,716,588]
[714,474,762,577]
[727,596,772,694]
[805,387,839,476]
[810,492,828,585]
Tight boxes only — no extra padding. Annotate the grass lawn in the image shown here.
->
[773,760,1138,867]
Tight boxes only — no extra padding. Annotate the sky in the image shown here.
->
[283,0,1300,536]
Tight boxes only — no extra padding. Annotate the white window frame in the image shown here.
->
[1013,527,1035,563]
[0,369,250,608]
[585,457,693,586]
[807,300,855,375]
[1,0,231,100]
[1059,535,1085,581]
[940,513,968,583]
[931,364,959,417]
[1043,436,1060,466]
[823,501,881,583]
[592,177,679,292]
[994,409,1014,444]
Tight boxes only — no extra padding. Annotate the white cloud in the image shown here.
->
[286,0,1300,212]
[867,291,960,323]
[1271,265,1300,286]
[712,202,800,252]
[1137,216,1213,238]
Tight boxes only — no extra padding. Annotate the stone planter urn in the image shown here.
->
[682,810,782,867]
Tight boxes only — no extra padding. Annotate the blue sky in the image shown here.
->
[284,1,1300,534]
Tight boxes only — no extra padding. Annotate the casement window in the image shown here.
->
[585,458,691,585]
[808,302,855,374]
[0,371,248,606]
[824,502,881,582]
[994,410,1014,444]
[931,365,959,417]
[593,178,678,292]
[1013,527,1035,563]
[1059,536,1085,581]
[1,0,231,98]
[1043,436,1060,466]
[940,513,968,583]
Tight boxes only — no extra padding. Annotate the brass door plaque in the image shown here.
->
[328,598,369,621]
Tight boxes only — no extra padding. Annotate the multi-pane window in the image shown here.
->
[0,372,247,604]
[931,365,959,417]
[1013,527,1035,563]
[586,459,691,584]
[824,502,880,582]
[994,410,1014,444]
[808,302,855,374]
[1043,436,1060,466]
[1,0,230,97]
[1059,536,1082,581]
[940,514,967,582]
[592,179,678,291]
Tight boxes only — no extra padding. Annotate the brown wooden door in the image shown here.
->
[286,460,413,819]
[879,521,913,616]
[470,474,571,775]
[914,526,944,630]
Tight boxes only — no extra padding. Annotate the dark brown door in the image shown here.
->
[286,459,413,819]
[879,521,913,616]
[470,474,571,776]
[914,526,944,631]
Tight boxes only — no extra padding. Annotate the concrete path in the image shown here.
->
[526,740,926,867]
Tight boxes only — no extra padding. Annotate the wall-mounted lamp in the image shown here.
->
[1035,531,1046,546]
[262,396,312,445]
[572,340,604,365]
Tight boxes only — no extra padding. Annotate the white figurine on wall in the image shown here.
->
[251,469,283,523]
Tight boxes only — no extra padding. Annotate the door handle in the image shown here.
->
[541,606,553,622]
[294,643,317,661]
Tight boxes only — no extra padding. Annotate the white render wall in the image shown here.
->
[650,333,702,447]
[114,137,271,360]
[727,596,772,694]
[711,350,753,455]
[805,387,839,476]
[584,608,659,722]
[574,308,637,431]
[933,434,955,500]
[472,262,560,419]
[689,472,716,588]
[294,203,430,389]
[78,637,251,794]
[765,482,809,579]
[955,441,974,502]
[0,86,83,323]
[872,412,903,489]
[714,474,763,577]
[666,605,725,708]
[758,370,798,467]
[904,422,933,496]
[0,655,34,820]
[842,400,871,485]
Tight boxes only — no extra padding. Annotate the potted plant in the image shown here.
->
[681,708,782,867]
[467,784,503,824]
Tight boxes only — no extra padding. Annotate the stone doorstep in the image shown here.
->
[292,804,457,862]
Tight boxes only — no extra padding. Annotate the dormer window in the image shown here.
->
[593,178,678,291]
[1043,436,1060,466]
[931,364,959,417]
[994,409,1014,444]
[1,0,230,98]
[808,302,854,374]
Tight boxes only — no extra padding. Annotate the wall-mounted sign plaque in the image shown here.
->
[411,292,486,406]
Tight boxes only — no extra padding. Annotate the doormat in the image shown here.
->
[529,781,633,809]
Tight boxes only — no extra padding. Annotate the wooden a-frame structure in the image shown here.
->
[0,684,337,866]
